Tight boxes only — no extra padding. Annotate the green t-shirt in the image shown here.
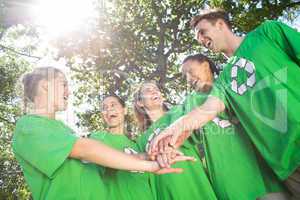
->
[89,131,155,200]
[210,20,300,180]
[184,92,287,199]
[12,115,107,200]
[136,105,217,200]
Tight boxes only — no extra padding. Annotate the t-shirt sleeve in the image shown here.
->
[13,117,78,178]
[261,20,300,66]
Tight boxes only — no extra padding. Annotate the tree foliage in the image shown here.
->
[0,0,299,199]
[0,25,37,200]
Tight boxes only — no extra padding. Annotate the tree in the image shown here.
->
[0,0,299,199]
[0,25,38,200]
[210,0,300,33]
[54,0,300,131]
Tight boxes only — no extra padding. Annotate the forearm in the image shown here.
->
[70,138,158,172]
[170,96,225,133]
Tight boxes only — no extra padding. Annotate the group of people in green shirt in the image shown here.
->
[13,8,300,200]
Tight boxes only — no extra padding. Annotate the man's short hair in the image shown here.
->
[190,8,231,29]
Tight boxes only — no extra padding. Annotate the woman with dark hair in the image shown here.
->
[89,94,156,200]
[150,54,289,200]
[133,81,217,200]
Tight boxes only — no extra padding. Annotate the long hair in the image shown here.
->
[133,81,169,131]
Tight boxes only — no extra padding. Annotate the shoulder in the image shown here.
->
[253,20,285,34]
[89,130,108,140]
[15,115,45,132]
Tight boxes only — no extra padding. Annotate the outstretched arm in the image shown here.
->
[69,138,195,174]
[149,96,225,155]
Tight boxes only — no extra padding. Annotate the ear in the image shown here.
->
[38,79,48,93]
[216,19,226,30]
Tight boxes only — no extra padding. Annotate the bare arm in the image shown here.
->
[69,138,195,174]
[170,96,225,133]
[149,96,225,153]
[69,138,158,172]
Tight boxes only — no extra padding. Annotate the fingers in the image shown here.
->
[158,140,164,154]
[170,131,183,147]
[155,167,183,175]
[156,153,172,168]
[173,149,184,156]
[149,131,172,155]
[156,154,166,168]
[170,155,196,164]
[162,136,171,153]
[149,154,156,161]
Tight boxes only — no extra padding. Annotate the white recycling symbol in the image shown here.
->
[231,58,256,95]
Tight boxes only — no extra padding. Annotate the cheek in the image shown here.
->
[144,98,153,107]
[102,114,109,123]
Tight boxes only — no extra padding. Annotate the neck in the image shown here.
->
[224,34,244,57]
[146,106,165,122]
[31,96,56,119]
[31,108,56,119]
[109,124,124,135]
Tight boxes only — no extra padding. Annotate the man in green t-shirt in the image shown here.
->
[149,8,300,199]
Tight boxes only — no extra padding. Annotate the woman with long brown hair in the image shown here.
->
[133,81,217,200]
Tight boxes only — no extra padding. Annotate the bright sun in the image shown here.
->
[32,0,96,36]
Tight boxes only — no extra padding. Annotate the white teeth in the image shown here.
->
[152,96,159,100]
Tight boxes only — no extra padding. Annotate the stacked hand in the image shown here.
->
[146,128,194,174]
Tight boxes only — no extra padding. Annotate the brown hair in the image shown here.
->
[182,53,220,76]
[133,81,169,131]
[190,8,231,29]
[102,93,126,109]
[21,67,64,111]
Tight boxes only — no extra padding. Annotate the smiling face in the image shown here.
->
[194,19,228,53]
[35,71,69,113]
[53,73,69,111]
[101,96,126,128]
[139,83,164,111]
[182,59,213,93]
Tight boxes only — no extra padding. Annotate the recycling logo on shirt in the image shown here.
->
[231,58,256,95]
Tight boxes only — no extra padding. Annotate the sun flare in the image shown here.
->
[32,0,96,36]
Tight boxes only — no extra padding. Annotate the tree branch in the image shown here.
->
[285,1,300,9]
[0,44,41,60]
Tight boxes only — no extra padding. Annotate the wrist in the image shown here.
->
[144,161,159,173]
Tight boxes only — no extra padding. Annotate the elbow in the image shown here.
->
[69,138,88,160]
